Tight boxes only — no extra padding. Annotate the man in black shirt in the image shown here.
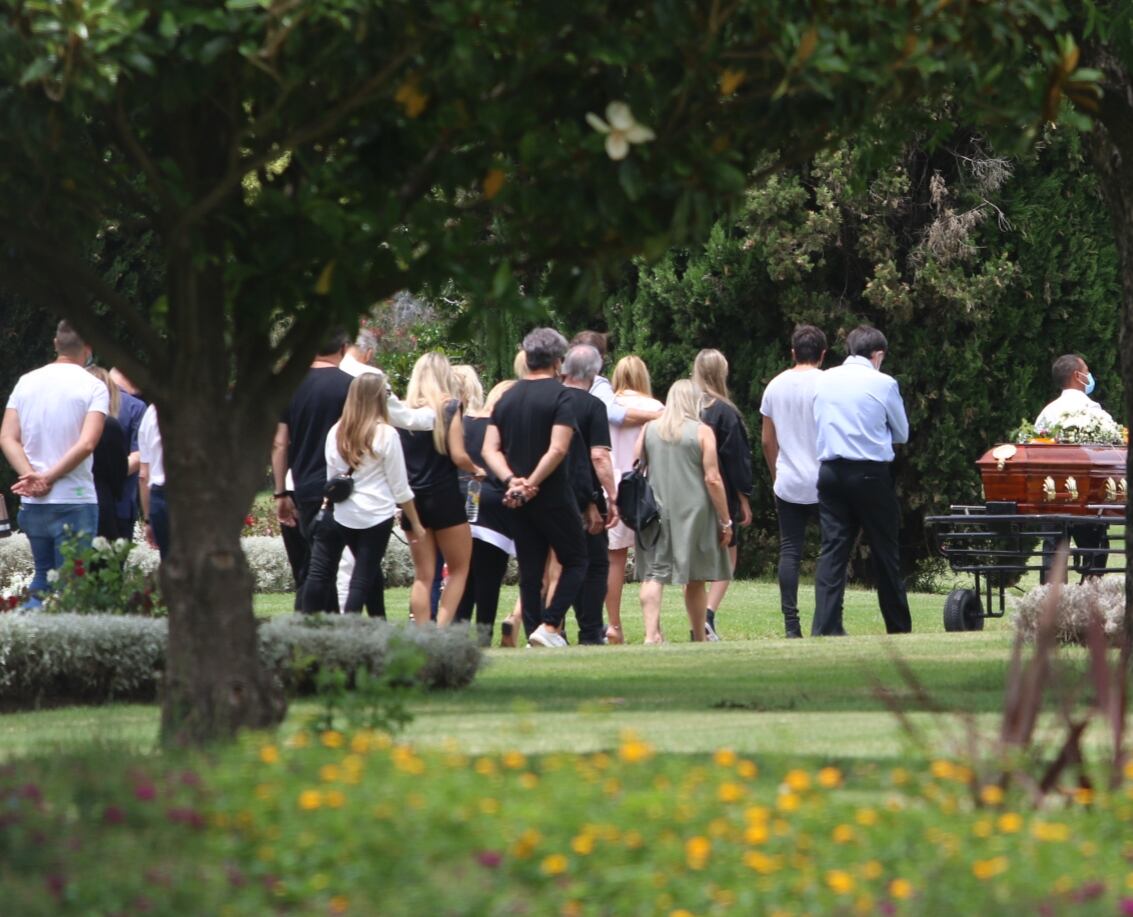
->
[482,328,587,648]
[272,330,353,609]
[561,345,619,645]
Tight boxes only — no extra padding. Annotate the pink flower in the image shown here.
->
[1119,898,1133,916]
[134,782,156,802]
[103,805,125,825]
[477,850,502,869]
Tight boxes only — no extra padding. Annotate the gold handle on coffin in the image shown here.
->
[1065,476,1078,501]
[1042,476,1056,502]
[1122,479,1129,499]
[1106,478,1118,502]
[991,444,1016,472]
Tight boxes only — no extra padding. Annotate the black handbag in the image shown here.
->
[323,467,354,503]
[616,459,659,532]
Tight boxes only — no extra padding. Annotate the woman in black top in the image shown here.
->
[398,353,485,626]
[693,349,754,640]
[454,379,516,645]
[87,366,129,541]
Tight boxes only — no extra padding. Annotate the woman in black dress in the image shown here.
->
[399,353,485,626]
[692,349,753,640]
[86,366,129,541]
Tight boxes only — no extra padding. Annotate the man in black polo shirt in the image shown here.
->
[561,344,620,645]
[272,330,353,609]
[482,328,587,648]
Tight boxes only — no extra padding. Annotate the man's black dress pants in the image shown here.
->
[812,459,911,636]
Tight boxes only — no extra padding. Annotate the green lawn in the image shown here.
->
[1,578,1049,765]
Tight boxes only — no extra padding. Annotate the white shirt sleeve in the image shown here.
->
[378,425,414,504]
[590,376,628,425]
[388,396,435,432]
[89,380,110,416]
[324,425,348,478]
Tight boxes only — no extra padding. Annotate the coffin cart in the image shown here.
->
[925,443,1127,632]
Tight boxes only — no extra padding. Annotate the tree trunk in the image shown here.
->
[1085,46,1133,650]
[156,364,287,744]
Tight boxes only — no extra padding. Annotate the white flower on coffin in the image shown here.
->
[91,536,111,553]
[46,569,59,584]
[586,102,656,160]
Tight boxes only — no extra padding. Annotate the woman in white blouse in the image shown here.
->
[302,373,425,615]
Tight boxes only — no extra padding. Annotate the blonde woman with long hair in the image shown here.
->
[604,355,664,643]
[302,373,425,615]
[399,352,486,626]
[634,379,732,643]
[86,365,130,541]
[692,349,753,640]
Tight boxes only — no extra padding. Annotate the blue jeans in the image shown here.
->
[149,485,171,559]
[18,503,99,596]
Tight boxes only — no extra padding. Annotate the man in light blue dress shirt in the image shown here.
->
[811,325,912,636]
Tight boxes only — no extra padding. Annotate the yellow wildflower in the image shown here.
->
[861,860,883,880]
[743,851,780,874]
[541,854,568,876]
[930,760,955,780]
[714,748,738,767]
[744,823,769,845]
[1073,787,1094,806]
[890,767,909,785]
[320,764,340,783]
[826,870,855,894]
[818,766,842,788]
[737,759,758,779]
[784,769,811,791]
[997,813,1022,834]
[502,750,526,770]
[571,834,595,856]
[832,824,855,844]
[670,910,695,917]
[521,773,540,790]
[718,781,745,803]
[890,878,913,899]
[349,732,372,754]
[474,756,497,777]
[972,818,993,838]
[289,731,310,749]
[1126,873,1133,890]
[320,730,343,749]
[298,790,322,811]
[980,784,1004,806]
[329,895,350,914]
[325,790,346,809]
[745,805,770,823]
[619,738,655,764]
[1032,821,1070,842]
[855,807,878,827]
[777,792,800,812]
[624,831,644,850]
[259,745,279,765]
[479,797,500,815]
[972,856,1008,880]
[1124,759,1133,781]
[685,836,711,869]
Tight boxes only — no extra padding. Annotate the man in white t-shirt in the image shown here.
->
[137,403,168,558]
[1,321,108,603]
[759,325,826,638]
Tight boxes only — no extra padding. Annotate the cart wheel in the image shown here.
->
[943,588,983,633]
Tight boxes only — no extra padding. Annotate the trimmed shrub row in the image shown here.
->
[1,533,519,596]
[0,613,483,709]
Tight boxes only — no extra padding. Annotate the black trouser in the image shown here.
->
[296,498,338,612]
[512,495,588,637]
[149,484,171,559]
[571,523,609,645]
[813,460,911,636]
[456,539,510,633]
[301,515,394,615]
[1040,523,1109,584]
[775,497,819,622]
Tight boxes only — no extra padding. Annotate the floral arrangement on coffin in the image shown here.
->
[1012,410,1127,445]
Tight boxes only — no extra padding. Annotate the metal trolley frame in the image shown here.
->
[924,502,1126,631]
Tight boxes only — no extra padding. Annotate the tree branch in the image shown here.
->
[0,222,171,369]
[115,83,178,215]
[173,44,418,238]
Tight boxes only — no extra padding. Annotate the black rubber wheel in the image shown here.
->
[943,588,983,633]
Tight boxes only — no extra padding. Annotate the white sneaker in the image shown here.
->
[528,625,568,648]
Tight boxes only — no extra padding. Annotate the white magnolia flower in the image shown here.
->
[586,102,655,160]
[46,569,59,584]
[91,536,111,553]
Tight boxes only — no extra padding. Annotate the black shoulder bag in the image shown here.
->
[324,467,355,503]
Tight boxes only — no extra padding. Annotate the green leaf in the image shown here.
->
[159,12,179,40]
[19,57,54,86]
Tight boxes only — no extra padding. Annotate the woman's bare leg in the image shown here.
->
[409,529,439,626]
[434,524,473,626]
[640,580,665,644]
[684,580,708,641]
[605,547,627,642]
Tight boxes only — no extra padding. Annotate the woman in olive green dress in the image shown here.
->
[635,380,733,643]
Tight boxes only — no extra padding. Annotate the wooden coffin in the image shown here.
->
[976,443,1127,515]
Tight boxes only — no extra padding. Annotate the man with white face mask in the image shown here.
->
[1034,353,1115,583]
[1034,354,1114,433]
[811,324,911,637]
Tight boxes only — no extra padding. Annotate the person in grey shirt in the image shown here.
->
[811,325,911,636]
